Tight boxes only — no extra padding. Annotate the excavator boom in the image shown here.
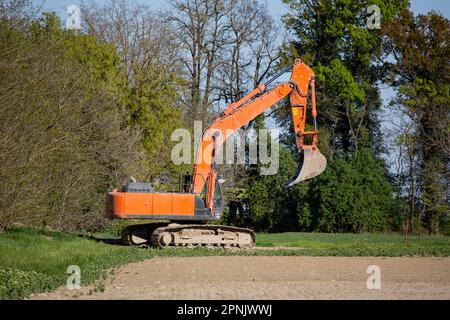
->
[192,59,327,211]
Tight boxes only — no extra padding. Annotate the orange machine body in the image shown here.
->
[105,191,212,221]
[106,59,324,223]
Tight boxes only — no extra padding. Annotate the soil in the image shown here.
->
[30,256,450,300]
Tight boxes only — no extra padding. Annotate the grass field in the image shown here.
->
[1,227,449,299]
[257,232,450,256]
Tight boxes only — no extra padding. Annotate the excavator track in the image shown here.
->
[152,224,255,248]
[121,222,168,247]
[121,223,255,248]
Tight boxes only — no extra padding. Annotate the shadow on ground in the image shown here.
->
[79,234,127,246]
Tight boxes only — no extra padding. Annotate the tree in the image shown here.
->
[305,148,395,233]
[168,0,229,125]
[168,0,282,122]
[382,10,449,234]
[224,146,308,232]
[273,0,409,232]
[0,8,143,232]
[386,109,422,238]
[281,0,408,156]
[81,0,186,175]
[216,0,281,103]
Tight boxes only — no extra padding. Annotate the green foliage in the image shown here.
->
[0,13,137,231]
[124,63,185,175]
[305,148,396,232]
[280,0,408,154]
[383,10,449,233]
[315,59,365,104]
[234,144,397,234]
[0,10,185,232]
[245,0,412,234]
[0,268,55,300]
[246,147,308,232]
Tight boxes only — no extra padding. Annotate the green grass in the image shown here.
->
[256,232,450,256]
[0,227,449,299]
[0,227,196,300]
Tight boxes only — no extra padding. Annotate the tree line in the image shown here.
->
[0,0,448,235]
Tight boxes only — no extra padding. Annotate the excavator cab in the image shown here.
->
[199,175,224,219]
[212,178,224,218]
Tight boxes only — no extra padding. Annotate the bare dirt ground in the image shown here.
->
[31,256,450,300]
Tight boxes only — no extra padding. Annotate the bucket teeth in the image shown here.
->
[286,148,327,186]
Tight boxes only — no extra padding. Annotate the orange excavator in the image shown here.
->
[105,59,327,248]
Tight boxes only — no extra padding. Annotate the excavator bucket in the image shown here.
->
[286,148,327,187]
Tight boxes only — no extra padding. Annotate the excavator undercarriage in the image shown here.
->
[121,222,255,248]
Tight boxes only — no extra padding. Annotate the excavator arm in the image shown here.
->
[192,59,327,212]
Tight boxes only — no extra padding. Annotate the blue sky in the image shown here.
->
[40,0,450,20]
